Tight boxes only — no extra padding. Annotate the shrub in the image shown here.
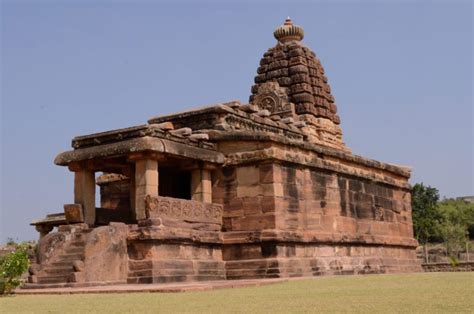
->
[0,243,30,294]
[448,256,459,268]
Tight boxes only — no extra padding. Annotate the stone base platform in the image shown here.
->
[16,278,289,295]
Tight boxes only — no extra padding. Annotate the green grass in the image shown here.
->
[1,272,473,313]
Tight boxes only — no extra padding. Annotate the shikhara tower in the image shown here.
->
[250,18,346,151]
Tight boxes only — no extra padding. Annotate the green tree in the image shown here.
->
[438,198,474,259]
[411,183,442,262]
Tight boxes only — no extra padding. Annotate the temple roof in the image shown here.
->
[250,18,340,125]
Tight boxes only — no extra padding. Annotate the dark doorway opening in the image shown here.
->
[159,168,191,200]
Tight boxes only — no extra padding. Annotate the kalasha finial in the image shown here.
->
[274,17,304,42]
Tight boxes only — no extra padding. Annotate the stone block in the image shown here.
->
[64,204,84,223]
[169,127,193,136]
[236,166,260,186]
[231,214,275,230]
[73,260,85,272]
[28,275,38,283]
[259,163,276,184]
[237,185,261,198]
[70,272,85,283]
[155,121,174,130]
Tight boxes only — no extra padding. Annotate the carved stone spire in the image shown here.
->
[251,18,349,151]
[273,17,304,43]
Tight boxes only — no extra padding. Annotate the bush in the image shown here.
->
[0,243,30,294]
[448,256,459,268]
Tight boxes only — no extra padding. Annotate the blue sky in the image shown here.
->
[1,1,472,242]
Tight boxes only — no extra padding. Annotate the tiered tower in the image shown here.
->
[250,18,347,151]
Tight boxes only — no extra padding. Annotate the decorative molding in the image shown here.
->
[144,195,223,225]
[224,115,303,141]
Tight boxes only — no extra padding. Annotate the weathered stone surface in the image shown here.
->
[170,127,193,137]
[154,121,174,130]
[55,136,224,166]
[64,204,84,223]
[72,260,85,272]
[74,170,95,225]
[189,133,210,141]
[83,223,128,283]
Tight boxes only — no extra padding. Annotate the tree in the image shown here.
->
[437,198,474,259]
[411,183,442,262]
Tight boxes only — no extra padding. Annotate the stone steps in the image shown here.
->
[37,275,71,284]
[64,247,84,254]
[50,260,77,267]
[57,252,83,260]
[42,266,74,275]
[30,229,88,286]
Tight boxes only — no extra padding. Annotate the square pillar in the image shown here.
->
[134,158,158,220]
[191,167,212,203]
[129,167,136,212]
[74,170,96,226]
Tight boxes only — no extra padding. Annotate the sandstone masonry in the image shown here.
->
[25,18,420,289]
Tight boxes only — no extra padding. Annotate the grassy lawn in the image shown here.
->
[1,272,473,313]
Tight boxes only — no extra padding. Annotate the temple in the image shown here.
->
[26,19,420,288]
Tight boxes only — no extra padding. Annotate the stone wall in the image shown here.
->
[214,163,276,231]
[225,244,419,279]
[272,163,415,243]
[127,241,225,284]
[214,161,414,244]
[422,262,474,272]
[213,140,420,278]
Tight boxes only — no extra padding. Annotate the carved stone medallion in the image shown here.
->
[252,82,294,117]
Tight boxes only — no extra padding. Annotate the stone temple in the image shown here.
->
[26,19,420,288]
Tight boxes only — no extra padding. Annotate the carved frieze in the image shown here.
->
[224,115,303,141]
[144,195,223,225]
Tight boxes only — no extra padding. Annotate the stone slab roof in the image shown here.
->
[55,124,225,166]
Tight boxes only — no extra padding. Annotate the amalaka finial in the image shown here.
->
[274,17,304,43]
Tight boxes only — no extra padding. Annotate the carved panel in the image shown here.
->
[145,195,222,225]
[252,82,295,116]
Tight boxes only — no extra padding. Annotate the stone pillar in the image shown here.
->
[74,170,96,226]
[35,225,53,239]
[134,158,158,220]
[129,167,136,212]
[191,166,212,203]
